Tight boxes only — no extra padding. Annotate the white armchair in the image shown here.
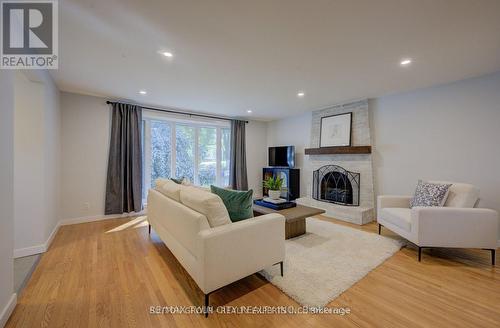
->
[377,182,498,264]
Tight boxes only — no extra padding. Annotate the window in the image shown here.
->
[175,125,195,183]
[142,111,231,200]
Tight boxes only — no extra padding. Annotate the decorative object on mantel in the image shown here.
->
[304,145,371,155]
[319,112,352,147]
[263,176,283,200]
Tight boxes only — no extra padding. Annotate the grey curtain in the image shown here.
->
[229,120,248,190]
[105,103,143,215]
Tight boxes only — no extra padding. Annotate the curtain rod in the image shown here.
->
[106,101,248,123]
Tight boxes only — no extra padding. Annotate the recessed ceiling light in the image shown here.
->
[297,91,305,97]
[162,51,173,58]
[247,110,253,114]
[400,59,412,66]
[139,90,147,95]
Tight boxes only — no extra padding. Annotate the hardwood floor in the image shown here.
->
[7,216,500,327]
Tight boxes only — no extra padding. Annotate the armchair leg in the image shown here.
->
[148,224,151,235]
[490,249,496,266]
[378,223,381,235]
[280,261,284,277]
[418,247,422,262]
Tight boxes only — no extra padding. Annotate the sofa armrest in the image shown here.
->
[197,213,285,294]
[411,207,499,249]
[377,195,412,209]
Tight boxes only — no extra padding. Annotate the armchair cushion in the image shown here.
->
[429,181,479,208]
[379,208,411,232]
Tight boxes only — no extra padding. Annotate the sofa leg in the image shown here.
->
[418,247,422,262]
[280,261,284,277]
[378,223,381,235]
[148,224,151,235]
[490,249,496,266]
[204,293,209,318]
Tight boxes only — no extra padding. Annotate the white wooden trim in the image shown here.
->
[170,123,176,177]
[0,293,17,327]
[194,127,200,185]
[143,119,152,189]
[216,127,222,186]
[142,109,230,127]
[13,221,61,258]
[59,211,146,226]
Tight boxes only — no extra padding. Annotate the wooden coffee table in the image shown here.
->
[253,203,325,239]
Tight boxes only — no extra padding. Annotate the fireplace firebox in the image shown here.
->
[312,165,360,206]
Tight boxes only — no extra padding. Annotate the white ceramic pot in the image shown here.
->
[268,190,281,200]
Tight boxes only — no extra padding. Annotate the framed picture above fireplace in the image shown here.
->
[319,112,352,147]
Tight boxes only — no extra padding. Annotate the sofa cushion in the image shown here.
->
[210,185,254,222]
[180,186,232,228]
[380,208,412,232]
[156,179,183,202]
[154,178,170,188]
[429,181,479,208]
[410,180,452,208]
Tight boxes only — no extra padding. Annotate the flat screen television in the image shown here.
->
[268,146,295,168]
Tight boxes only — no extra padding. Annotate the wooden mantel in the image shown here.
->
[304,146,372,155]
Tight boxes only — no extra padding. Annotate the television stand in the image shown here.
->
[263,167,300,201]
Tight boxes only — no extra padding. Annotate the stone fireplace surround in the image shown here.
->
[296,99,375,224]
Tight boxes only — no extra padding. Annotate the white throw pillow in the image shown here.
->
[429,181,480,208]
[156,179,182,202]
[180,186,231,227]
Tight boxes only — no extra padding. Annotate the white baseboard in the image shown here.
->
[13,221,61,259]
[0,293,17,327]
[13,211,147,258]
[13,245,46,259]
[59,210,146,226]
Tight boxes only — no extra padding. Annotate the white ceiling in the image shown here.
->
[52,0,500,121]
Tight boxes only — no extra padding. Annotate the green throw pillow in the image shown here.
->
[170,177,184,184]
[210,185,253,222]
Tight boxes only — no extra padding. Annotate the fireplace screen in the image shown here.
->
[312,165,360,206]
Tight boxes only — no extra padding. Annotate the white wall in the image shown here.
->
[370,71,500,237]
[266,112,312,197]
[246,120,268,197]
[0,72,16,326]
[60,92,110,220]
[13,71,61,257]
[60,92,269,219]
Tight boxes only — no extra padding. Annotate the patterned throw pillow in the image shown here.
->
[410,180,452,208]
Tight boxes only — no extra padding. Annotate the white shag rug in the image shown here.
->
[260,218,404,307]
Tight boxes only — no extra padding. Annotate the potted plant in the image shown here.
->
[263,176,283,200]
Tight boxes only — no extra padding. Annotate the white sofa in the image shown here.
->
[147,183,285,316]
[377,182,498,264]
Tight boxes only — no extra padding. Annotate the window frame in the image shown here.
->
[142,110,230,199]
